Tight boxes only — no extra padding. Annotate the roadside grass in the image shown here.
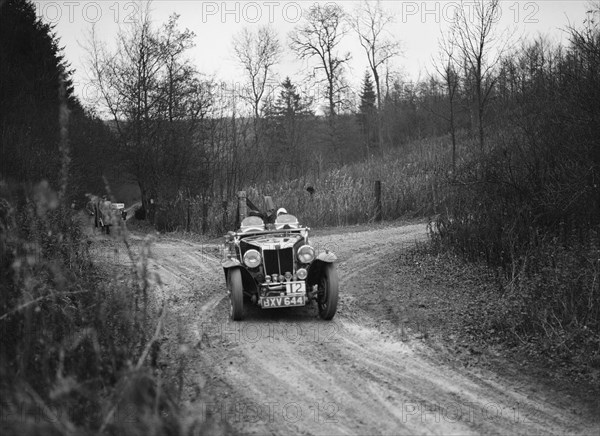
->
[423,129,600,388]
[0,182,217,435]
[391,241,600,390]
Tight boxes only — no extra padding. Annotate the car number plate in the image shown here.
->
[261,295,305,308]
[285,281,306,295]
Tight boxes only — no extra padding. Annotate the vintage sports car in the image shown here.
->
[221,213,339,321]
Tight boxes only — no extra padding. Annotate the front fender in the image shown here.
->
[221,261,258,295]
[221,257,241,269]
[306,252,337,286]
[317,252,337,263]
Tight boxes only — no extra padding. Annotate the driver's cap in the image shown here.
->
[276,207,287,216]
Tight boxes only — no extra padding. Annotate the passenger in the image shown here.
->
[275,208,298,229]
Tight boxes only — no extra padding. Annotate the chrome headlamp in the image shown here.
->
[243,249,262,268]
[297,245,315,264]
[296,268,308,280]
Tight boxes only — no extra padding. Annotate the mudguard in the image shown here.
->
[306,252,337,286]
[221,261,258,295]
[317,252,337,263]
[221,258,241,269]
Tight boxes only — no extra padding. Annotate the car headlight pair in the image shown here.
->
[297,245,315,264]
[244,245,315,268]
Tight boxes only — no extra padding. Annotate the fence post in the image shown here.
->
[222,200,228,231]
[374,180,382,222]
[201,201,208,234]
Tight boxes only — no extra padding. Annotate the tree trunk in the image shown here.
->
[478,98,485,154]
[139,181,147,219]
[373,68,384,155]
[450,99,456,170]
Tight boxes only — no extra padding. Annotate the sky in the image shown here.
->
[33,0,593,111]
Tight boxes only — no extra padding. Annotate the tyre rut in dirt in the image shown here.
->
[318,263,339,320]
[227,268,244,321]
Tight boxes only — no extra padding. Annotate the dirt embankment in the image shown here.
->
[128,222,599,435]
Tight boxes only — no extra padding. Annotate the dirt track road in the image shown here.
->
[147,223,599,435]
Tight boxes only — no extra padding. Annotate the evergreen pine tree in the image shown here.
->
[359,71,376,118]
[357,71,377,155]
[272,77,312,118]
[264,77,313,179]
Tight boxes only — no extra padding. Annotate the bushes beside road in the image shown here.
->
[0,182,185,434]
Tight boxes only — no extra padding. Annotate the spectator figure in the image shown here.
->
[98,195,112,235]
[86,194,99,228]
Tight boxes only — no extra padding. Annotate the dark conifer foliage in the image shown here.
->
[0,0,114,200]
[263,77,314,179]
[358,71,376,116]
[357,71,377,156]
[0,0,68,183]
[271,77,312,119]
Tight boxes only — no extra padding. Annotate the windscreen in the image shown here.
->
[275,214,299,229]
[241,216,265,231]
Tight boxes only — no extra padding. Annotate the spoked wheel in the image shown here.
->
[227,268,244,321]
[317,263,339,320]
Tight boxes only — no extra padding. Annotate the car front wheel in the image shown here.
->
[317,263,339,320]
[227,268,244,321]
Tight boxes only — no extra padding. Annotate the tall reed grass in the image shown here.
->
[0,181,208,435]
[164,134,472,235]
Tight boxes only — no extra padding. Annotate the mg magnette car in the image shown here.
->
[221,213,338,321]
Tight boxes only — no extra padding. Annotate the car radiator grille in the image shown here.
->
[263,248,294,276]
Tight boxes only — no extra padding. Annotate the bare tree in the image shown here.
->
[433,28,461,169]
[159,14,196,123]
[289,3,351,118]
[351,0,400,111]
[289,3,351,162]
[85,6,210,222]
[85,4,162,217]
[452,0,508,152]
[351,0,401,153]
[232,25,281,150]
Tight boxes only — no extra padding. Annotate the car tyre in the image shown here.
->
[228,268,244,321]
[318,263,338,320]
